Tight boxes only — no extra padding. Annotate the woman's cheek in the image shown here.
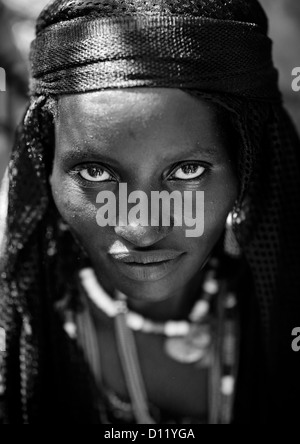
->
[202,180,238,241]
[51,178,97,231]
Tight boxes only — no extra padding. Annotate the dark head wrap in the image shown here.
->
[1,0,300,424]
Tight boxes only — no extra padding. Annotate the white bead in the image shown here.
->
[23,318,32,336]
[63,322,77,339]
[127,312,144,331]
[226,212,233,227]
[225,294,237,309]
[189,300,210,322]
[164,322,190,337]
[79,268,94,281]
[80,268,118,317]
[203,279,219,295]
[221,376,235,396]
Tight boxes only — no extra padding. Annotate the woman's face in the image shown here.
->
[50,88,238,303]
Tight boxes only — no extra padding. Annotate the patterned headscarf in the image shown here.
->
[1,0,300,424]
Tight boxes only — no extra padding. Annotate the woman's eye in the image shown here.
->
[170,164,206,180]
[78,165,114,182]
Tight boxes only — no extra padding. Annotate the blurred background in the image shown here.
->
[0,0,300,251]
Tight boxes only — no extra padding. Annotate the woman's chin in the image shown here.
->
[116,280,177,304]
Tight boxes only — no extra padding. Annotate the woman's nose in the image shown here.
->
[114,222,172,248]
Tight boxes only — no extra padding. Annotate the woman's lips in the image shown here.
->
[109,250,185,282]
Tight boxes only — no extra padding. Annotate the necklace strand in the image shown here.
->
[58,260,239,424]
[79,267,219,338]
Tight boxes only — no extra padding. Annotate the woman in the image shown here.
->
[1,0,300,424]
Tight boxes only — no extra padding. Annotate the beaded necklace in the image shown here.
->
[61,259,239,424]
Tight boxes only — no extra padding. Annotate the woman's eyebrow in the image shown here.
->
[58,146,122,166]
[59,143,220,164]
[161,144,221,162]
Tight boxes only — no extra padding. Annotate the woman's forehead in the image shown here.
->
[57,88,221,131]
[54,88,229,164]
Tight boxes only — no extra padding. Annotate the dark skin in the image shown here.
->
[50,88,238,419]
